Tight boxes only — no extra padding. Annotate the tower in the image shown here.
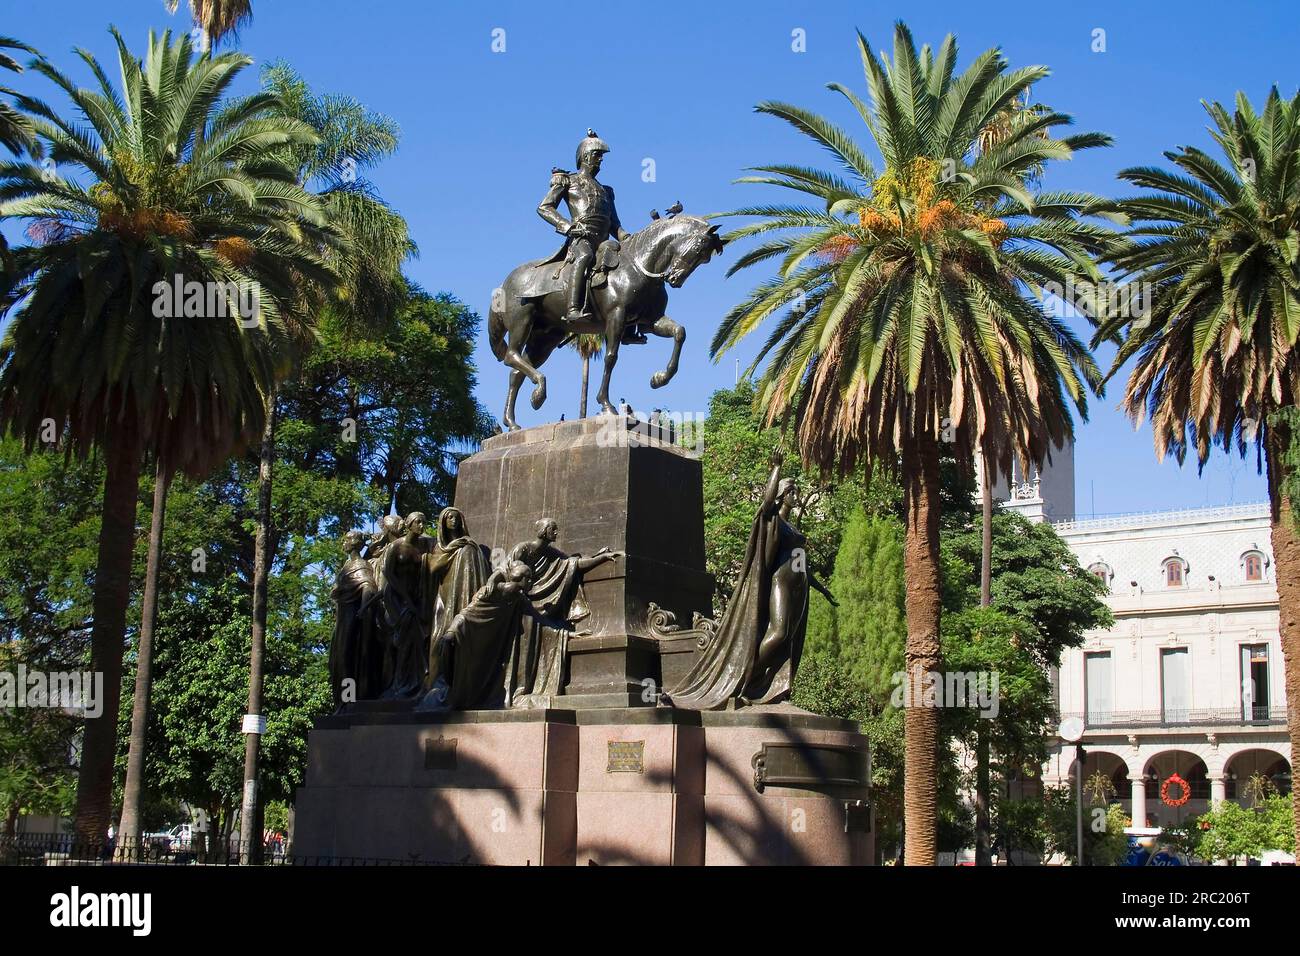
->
[979,437,1076,524]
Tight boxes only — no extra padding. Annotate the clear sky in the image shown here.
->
[7,0,1298,516]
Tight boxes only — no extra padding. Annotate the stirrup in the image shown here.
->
[563,308,593,329]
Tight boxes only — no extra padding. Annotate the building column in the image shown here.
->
[1209,775,1227,806]
[1129,776,1147,828]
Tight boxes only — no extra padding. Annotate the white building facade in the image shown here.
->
[1000,463,1292,828]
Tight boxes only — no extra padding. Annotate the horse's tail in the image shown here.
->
[488,296,507,362]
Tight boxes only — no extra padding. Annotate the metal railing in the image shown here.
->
[1052,501,1270,534]
[1055,706,1289,731]
[0,834,473,866]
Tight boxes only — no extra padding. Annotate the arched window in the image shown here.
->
[1162,555,1187,588]
[1087,561,1112,587]
[1241,549,1267,583]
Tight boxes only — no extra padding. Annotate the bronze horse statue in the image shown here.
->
[488,213,724,430]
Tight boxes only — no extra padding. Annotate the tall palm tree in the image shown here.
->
[236,63,412,859]
[0,36,39,157]
[0,29,343,846]
[164,0,253,52]
[573,332,603,418]
[972,89,1050,866]
[713,21,1116,864]
[1094,88,1300,850]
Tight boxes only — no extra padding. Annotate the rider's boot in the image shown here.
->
[564,274,593,330]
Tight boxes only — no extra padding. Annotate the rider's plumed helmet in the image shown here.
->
[576,128,610,168]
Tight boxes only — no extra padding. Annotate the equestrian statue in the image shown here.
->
[488,129,725,430]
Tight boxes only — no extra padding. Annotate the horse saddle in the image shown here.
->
[538,239,621,297]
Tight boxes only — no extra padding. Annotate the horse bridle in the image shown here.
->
[630,224,710,281]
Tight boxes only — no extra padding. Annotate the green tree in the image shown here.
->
[945,508,1113,666]
[805,509,906,700]
[1043,787,1129,865]
[1197,795,1295,863]
[712,22,1115,863]
[1095,89,1300,850]
[236,60,413,857]
[0,30,342,843]
[283,286,493,520]
[700,380,895,605]
[141,577,327,852]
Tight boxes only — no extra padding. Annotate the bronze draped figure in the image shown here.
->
[428,561,536,711]
[328,530,382,711]
[379,512,434,699]
[506,518,621,708]
[418,507,493,707]
[664,452,835,710]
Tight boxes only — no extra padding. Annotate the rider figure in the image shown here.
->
[537,129,630,328]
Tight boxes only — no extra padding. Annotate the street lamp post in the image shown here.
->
[1058,716,1086,866]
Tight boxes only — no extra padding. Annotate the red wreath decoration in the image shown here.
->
[1161,773,1191,807]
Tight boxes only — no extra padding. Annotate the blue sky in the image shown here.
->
[7,0,1298,516]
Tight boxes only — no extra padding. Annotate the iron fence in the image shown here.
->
[0,834,472,866]
[1054,706,1289,731]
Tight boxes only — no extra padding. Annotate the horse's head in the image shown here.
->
[630,213,726,288]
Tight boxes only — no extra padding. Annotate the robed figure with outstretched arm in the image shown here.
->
[665,450,835,709]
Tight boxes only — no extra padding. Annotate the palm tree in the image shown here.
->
[164,0,253,52]
[1094,88,1300,850]
[972,89,1050,866]
[713,21,1116,864]
[236,63,413,859]
[572,333,603,418]
[0,36,39,157]
[0,29,343,846]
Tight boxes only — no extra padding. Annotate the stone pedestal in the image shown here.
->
[293,705,873,866]
[452,418,714,705]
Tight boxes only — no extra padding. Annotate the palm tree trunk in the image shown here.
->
[981,456,993,606]
[1264,423,1300,853]
[72,426,143,847]
[901,429,942,866]
[976,455,993,865]
[580,354,590,419]
[240,393,276,865]
[116,457,170,859]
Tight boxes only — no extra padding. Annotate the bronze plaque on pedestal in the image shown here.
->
[424,736,458,771]
[606,739,645,773]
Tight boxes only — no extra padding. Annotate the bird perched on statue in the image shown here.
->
[664,201,683,218]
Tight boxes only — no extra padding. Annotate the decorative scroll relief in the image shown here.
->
[646,601,718,650]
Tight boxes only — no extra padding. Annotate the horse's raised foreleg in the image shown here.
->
[499,308,547,429]
[503,369,526,431]
[595,306,624,416]
[648,316,685,389]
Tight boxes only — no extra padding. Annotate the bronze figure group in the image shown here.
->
[329,509,621,713]
[329,453,831,713]
[328,131,831,713]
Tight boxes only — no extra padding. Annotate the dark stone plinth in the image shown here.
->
[453,418,714,705]
[293,705,873,866]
